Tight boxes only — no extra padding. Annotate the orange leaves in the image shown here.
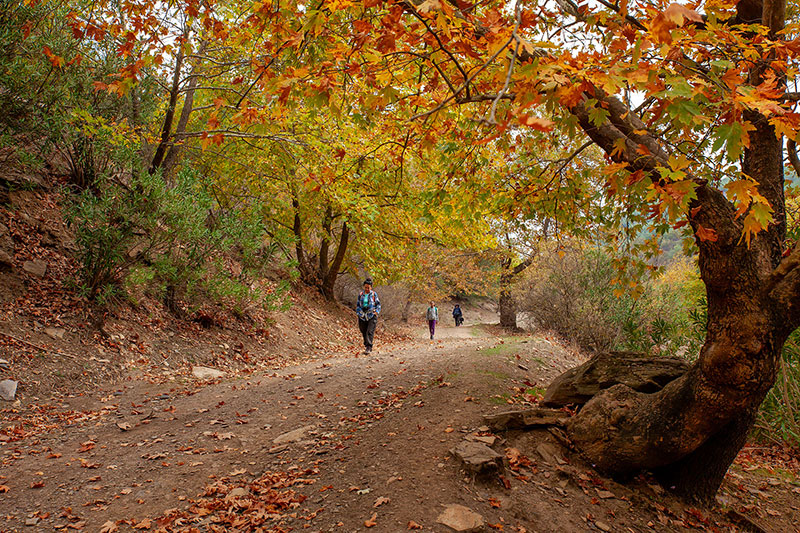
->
[695,224,718,242]
[649,3,702,44]
[99,521,119,533]
[518,115,554,131]
[132,518,152,530]
[723,178,775,246]
[42,46,65,68]
[364,512,378,527]
[200,132,225,150]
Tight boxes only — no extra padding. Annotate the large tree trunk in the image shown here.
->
[498,287,517,329]
[498,255,533,330]
[558,0,796,501]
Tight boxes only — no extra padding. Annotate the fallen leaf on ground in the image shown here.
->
[408,521,423,530]
[373,496,390,508]
[116,422,131,431]
[133,518,151,529]
[365,513,377,528]
[99,521,118,533]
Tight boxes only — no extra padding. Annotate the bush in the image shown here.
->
[520,246,705,356]
[67,168,288,312]
[755,333,800,448]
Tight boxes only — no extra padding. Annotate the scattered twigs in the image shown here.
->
[0,331,77,359]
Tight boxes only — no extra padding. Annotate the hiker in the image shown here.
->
[356,278,381,354]
[453,304,463,326]
[426,301,438,340]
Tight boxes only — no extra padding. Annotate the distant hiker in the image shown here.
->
[453,304,463,326]
[426,301,438,340]
[356,278,381,354]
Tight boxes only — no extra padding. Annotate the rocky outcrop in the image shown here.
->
[543,351,690,407]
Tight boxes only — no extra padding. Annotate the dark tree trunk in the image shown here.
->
[654,409,758,502]
[291,192,350,300]
[150,43,185,173]
[163,283,184,317]
[320,221,349,301]
[498,288,517,329]
[498,255,533,330]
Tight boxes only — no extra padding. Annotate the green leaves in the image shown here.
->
[713,121,756,162]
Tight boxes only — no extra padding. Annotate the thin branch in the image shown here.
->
[486,0,522,124]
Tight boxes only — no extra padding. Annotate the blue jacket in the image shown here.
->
[356,290,381,320]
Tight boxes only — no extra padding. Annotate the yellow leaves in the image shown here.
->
[668,154,690,172]
[770,113,800,141]
[726,178,762,218]
[741,202,774,247]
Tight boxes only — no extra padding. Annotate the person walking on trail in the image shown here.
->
[356,278,381,354]
[426,301,438,340]
[452,304,463,326]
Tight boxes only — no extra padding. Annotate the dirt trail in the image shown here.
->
[1,321,799,532]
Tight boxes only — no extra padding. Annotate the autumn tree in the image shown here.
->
[29,0,800,502]
[348,0,797,502]
[264,0,797,502]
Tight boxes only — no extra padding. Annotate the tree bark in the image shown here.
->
[150,43,185,174]
[320,221,349,301]
[498,255,534,330]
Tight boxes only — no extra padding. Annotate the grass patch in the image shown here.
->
[480,339,518,357]
[478,369,511,380]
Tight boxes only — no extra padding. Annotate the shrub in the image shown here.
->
[67,168,288,312]
[755,333,800,448]
[520,246,705,356]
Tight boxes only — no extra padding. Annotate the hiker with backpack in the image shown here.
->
[452,304,463,326]
[356,278,381,354]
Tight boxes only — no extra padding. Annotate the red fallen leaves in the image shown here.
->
[506,447,535,473]
[407,521,423,530]
[0,485,9,492]
[149,468,316,530]
[364,512,378,527]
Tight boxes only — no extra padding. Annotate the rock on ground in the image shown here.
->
[0,379,18,401]
[45,327,66,339]
[543,351,690,407]
[436,504,485,532]
[22,259,47,278]
[451,441,503,476]
[191,366,225,380]
[273,425,315,445]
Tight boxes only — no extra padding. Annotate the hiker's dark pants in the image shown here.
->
[428,320,436,338]
[359,317,377,349]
